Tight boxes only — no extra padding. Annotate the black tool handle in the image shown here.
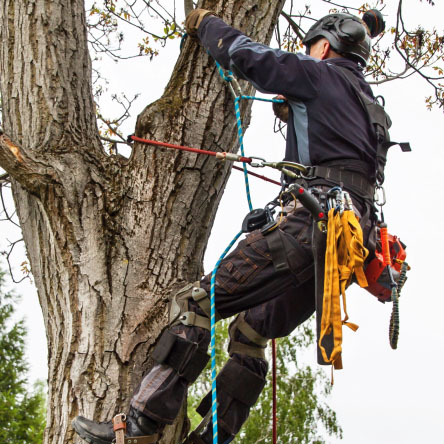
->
[295,187,327,224]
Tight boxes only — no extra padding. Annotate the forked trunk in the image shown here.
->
[0,0,285,442]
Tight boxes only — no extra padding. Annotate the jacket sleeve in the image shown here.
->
[197,16,321,101]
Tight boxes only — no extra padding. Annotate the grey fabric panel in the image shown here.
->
[131,364,174,412]
[289,100,311,165]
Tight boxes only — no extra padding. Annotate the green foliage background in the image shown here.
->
[0,269,46,443]
[188,318,342,443]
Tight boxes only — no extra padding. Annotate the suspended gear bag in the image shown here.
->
[365,227,408,302]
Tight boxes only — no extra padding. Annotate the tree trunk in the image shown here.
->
[0,0,285,442]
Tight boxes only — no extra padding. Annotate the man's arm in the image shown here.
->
[196,15,321,101]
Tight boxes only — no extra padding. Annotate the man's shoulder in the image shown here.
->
[324,58,374,98]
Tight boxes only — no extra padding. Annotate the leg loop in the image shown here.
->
[169,281,220,331]
[228,312,268,359]
[151,330,209,383]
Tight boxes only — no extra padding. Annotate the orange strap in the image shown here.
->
[113,414,126,444]
[319,209,369,370]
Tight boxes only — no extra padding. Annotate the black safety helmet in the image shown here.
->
[302,10,385,66]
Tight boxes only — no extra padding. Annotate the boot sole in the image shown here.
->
[71,418,113,444]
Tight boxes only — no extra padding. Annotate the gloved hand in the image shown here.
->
[272,95,289,123]
[185,9,216,37]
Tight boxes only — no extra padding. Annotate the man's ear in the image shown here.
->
[321,40,332,60]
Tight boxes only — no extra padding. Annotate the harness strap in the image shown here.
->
[151,330,210,383]
[305,165,375,200]
[113,414,126,444]
[192,285,221,322]
[234,312,268,347]
[332,65,411,185]
[124,436,159,443]
[227,312,268,359]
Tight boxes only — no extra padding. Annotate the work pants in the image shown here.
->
[131,199,370,441]
[131,206,317,442]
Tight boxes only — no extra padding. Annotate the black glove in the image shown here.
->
[185,9,216,37]
[272,95,289,123]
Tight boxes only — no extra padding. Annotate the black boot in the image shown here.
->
[72,407,159,444]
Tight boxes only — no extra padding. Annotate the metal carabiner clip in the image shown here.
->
[374,185,386,207]
[227,76,242,99]
[248,156,266,168]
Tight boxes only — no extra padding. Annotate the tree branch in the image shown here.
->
[184,0,194,17]
[281,11,305,42]
[0,132,54,194]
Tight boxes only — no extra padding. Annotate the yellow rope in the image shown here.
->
[319,209,369,369]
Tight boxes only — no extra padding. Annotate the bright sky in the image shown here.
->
[3,0,443,443]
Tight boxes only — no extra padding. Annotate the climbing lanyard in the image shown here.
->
[320,208,369,369]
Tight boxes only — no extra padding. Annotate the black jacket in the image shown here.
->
[198,16,377,176]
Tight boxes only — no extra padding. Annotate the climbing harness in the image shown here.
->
[112,413,158,444]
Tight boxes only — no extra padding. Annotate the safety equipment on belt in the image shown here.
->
[319,207,369,369]
[303,10,385,66]
[151,329,210,383]
[169,282,220,330]
[364,226,408,302]
[185,9,216,37]
[242,207,274,233]
[228,312,268,359]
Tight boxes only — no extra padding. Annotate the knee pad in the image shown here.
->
[228,312,268,359]
[151,329,210,383]
[195,358,266,433]
[169,281,220,331]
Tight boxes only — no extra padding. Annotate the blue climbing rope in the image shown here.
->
[180,34,285,443]
[209,60,284,444]
[209,230,243,444]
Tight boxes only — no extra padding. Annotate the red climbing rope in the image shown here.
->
[130,135,282,186]
[232,165,281,186]
[272,339,277,444]
[130,135,252,164]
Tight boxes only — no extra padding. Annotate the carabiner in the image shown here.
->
[374,185,386,207]
[249,156,266,168]
[227,76,242,99]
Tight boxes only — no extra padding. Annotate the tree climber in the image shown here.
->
[73,8,388,444]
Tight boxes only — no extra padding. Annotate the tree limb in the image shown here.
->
[184,0,194,17]
[281,11,305,42]
[0,133,54,194]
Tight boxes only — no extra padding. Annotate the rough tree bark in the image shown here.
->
[0,0,285,443]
